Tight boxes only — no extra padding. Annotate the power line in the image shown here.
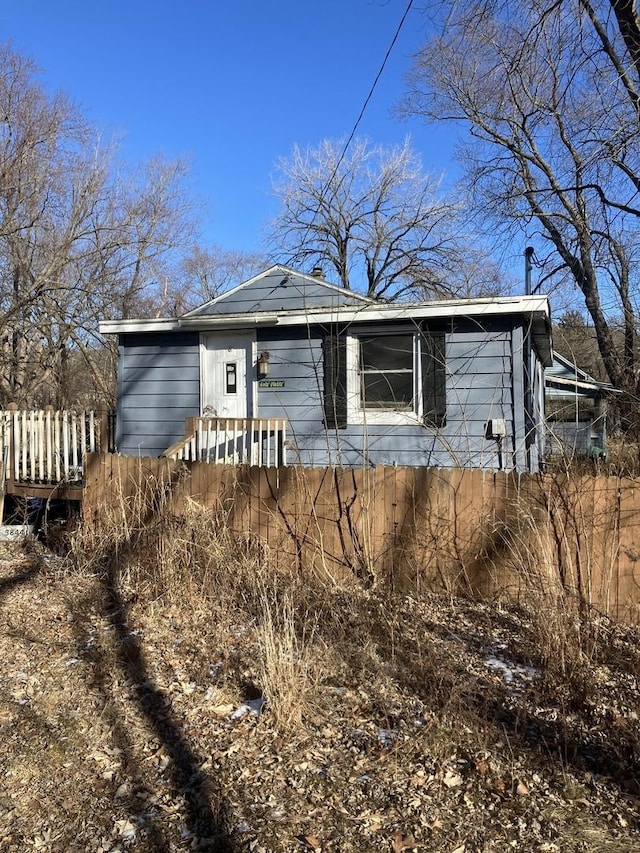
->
[300,0,415,250]
[334,0,415,175]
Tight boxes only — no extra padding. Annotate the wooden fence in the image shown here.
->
[82,454,640,623]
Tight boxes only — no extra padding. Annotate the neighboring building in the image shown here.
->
[545,351,616,460]
[99,265,552,473]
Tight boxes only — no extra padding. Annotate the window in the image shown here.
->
[358,334,415,412]
[323,325,446,429]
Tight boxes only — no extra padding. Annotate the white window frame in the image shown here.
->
[346,328,423,425]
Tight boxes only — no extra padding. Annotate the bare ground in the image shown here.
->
[1,539,640,852]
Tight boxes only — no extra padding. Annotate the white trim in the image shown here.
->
[346,329,425,426]
[546,374,619,393]
[99,314,279,334]
[547,352,617,393]
[101,294,550,334]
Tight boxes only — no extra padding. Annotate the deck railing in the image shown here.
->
[0,407,101,486]
[163,417,287,468]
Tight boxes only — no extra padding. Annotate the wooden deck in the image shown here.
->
[0,410,288,516]
[0,408,107,505]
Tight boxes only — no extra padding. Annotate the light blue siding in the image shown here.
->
[114,315,545,472]
[253,322,528,471]
[117,332,200,456]
[186,268,370,317]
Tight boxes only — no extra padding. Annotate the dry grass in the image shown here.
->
[73,468,636,714]
[11,468,633,849]
[256,588,323,734]
[604,436,640,477]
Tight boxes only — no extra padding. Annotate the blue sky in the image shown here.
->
[1,0,460,254]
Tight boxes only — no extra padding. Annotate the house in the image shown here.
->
[544,351,616,460]
[99,265,552,473]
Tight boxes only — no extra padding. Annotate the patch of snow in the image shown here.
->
[232,697,265,719]
[485,653,537,687]
[377,728,398,748]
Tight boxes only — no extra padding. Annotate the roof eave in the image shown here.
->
[100,294,552,338]
[546,374,620,394]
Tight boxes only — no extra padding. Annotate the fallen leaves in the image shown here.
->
[1,542,640,852]
[113,818,137,841]
[392,831,430,851]
[442,769,464,789]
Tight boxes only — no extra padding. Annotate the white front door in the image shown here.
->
[201,333,253,418]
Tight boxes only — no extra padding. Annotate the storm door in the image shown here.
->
[201,333,254,418]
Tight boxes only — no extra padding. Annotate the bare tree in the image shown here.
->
[270,137,478,300]
[401,0,640,427]
[0,43,195,408]
[167,243,269,314]
[553,309,608,381]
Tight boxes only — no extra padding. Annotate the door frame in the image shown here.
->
[200,330,257,418]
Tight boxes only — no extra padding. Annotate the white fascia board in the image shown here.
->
[99,314,282,334]
[99,319,175,334]
[100,294,551,335]
[551,351,596,382]
[546,374,619,394]
[183,294,550,327]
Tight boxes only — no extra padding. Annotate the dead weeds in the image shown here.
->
[0,535,639,852]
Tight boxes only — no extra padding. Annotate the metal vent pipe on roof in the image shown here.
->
[310,266,323,278]
[524,246,534,295]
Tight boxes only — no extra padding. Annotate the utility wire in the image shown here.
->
[300,0,415,249]
[333,0,415,176]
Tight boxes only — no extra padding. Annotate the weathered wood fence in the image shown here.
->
[83,454,640,623]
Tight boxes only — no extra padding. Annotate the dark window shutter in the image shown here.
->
[421,328,446,428]
[323,327,348,429]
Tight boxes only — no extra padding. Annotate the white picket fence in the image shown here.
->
[0,409,100,486]
[163,417,287,468]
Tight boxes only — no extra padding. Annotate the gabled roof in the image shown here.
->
[181,264,376,318]
[99,265,553,365]
[545,352,617,395]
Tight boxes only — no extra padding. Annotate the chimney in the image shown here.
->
[310,266,323,279]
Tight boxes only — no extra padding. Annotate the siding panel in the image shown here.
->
[251,325,519,470]
[114,317,538,471]
[117,331,200,455]
[187,269,370,316]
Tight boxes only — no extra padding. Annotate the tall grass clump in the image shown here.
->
[256,586,322,733]
[72,469,346,733]
[72,469,284,619]
[497,484,610,704]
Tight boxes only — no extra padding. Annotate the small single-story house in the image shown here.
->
[544,351,616,460]
[100,265,552,473]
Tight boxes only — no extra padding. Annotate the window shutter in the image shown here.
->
[323,327,348,429]
[422,328,446,428]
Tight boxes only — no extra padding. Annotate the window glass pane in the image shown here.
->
[360,335,413,371]
[225,362,237,394]
[362,373,414,409]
